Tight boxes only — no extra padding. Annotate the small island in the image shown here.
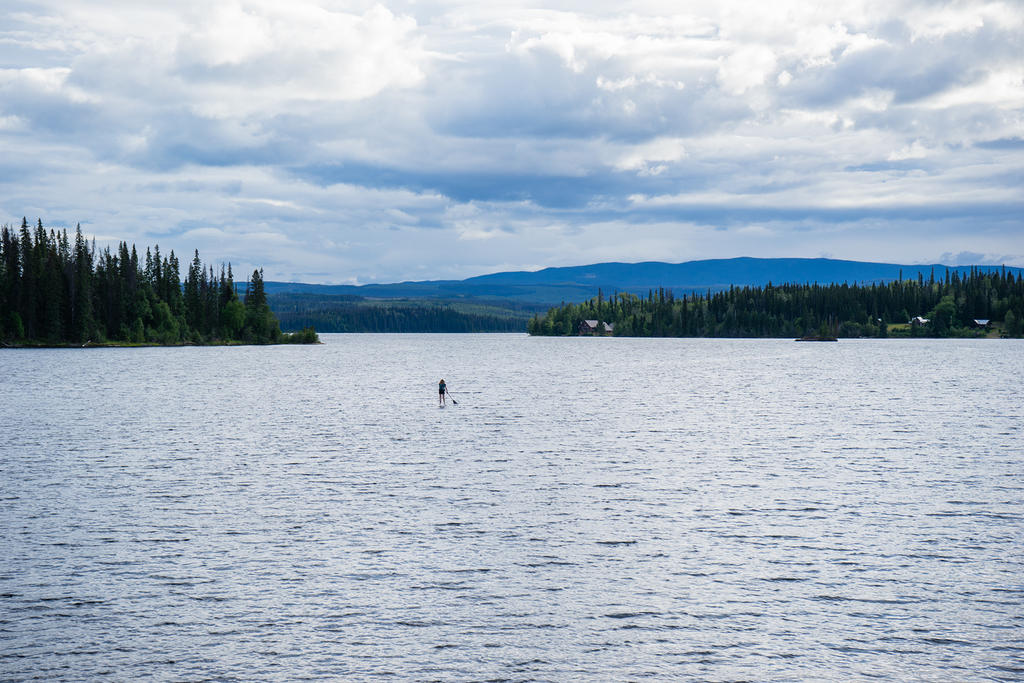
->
[1,219,318,347]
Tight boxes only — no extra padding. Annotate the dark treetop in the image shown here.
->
[1,218,317,346]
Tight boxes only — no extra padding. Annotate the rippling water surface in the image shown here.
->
[2,335,1023,680]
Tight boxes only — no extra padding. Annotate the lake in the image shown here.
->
[2,334,1022,680]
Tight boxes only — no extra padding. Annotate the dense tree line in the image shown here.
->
[270,294,527,333]
[528,268,1024,338]
[1,218,317,345]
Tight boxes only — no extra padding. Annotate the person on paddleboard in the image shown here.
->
[439,379,447,406]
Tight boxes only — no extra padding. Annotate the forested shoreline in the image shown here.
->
[268,293,531,333]
[8,216,1020,343]
[528,269,1024,338]
[1,219,318,346]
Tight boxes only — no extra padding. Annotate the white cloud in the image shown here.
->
[887,140,930,161]
[0,114,26,131]
[717,46,777,95]
[181,2,427,104]
[917,68,1024,109]
[612,137,687,174]
[902,2,1022,40]
[0,66,98,103]
[737,225,774,236]
[17,2,429,114]
[1,0,1022,281]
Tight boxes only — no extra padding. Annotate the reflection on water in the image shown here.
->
[2,335,1023,679]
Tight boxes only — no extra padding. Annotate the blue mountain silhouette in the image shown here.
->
[265,257,1023,305]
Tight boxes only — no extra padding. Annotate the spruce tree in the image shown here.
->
[70,224,94,342]
[1,226,20,338]
[241,268,285,343]
[18,218,37,338]
[184,249,203,335]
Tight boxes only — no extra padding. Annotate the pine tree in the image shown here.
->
[1006,310,1022,337]
[243,268,279,342]
[40,232,63,341]
[18,218,37,339]
[184,249,203,336]
[70,224,94,342]
[1,226,20,339]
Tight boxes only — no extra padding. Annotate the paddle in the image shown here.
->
[445,389,458,405]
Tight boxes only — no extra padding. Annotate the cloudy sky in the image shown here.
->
[1,0,1022,283]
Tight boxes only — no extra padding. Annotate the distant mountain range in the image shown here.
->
[265,257,1024,306]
